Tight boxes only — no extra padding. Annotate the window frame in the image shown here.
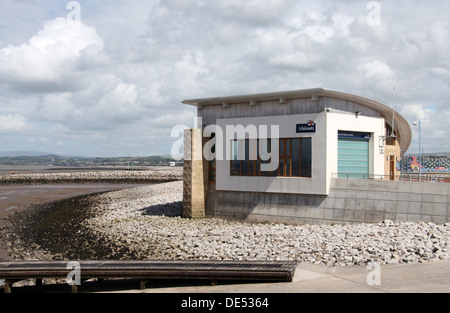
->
[230,137,312,178]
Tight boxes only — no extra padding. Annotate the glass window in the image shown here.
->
[301,138,312,177]
[292,138,301,177]
[230,138,312,178]
[242,140,249,176]
[279,158,285,176]
[231,140,241,175]
[232,140,239,160]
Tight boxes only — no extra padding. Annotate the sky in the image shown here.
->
[0,0,449,157]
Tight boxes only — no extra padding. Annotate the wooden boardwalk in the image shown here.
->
[0,260,298,293]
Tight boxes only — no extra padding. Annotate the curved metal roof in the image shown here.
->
[183,88,412,155]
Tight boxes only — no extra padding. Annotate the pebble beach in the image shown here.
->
[1,179,449,267]
[0,169,182,185]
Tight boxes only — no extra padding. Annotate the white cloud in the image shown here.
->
[362,60,394,80]
[0,114,34,134]
[0,18,106,92]
[36,93,75,122]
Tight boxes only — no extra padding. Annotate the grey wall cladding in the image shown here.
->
[212,179,450,225]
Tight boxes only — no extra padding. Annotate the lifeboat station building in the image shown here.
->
[182,88,450,225]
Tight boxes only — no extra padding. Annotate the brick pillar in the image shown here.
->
[183,129,208,218]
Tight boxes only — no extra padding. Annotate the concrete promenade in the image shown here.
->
[124,260,450,293]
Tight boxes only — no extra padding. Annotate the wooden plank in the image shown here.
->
[0,260,298,288]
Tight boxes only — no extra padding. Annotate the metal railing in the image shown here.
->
[332,173,449,183]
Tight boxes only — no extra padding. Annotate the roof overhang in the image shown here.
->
[183,88,412,155]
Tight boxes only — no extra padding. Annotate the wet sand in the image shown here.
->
[0,183,145,260]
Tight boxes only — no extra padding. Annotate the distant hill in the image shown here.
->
[0,151,56,157]
[0,153,182,167]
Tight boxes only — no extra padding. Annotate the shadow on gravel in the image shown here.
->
[139,201,182,217]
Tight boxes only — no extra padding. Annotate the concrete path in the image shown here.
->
[121,260,450,293]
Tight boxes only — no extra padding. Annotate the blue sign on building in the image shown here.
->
[296,121,316,133]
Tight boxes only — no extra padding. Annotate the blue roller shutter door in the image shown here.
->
[338,134,370,178]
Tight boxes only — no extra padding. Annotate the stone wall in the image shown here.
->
[210,178,450,225]
[182,129,208,219]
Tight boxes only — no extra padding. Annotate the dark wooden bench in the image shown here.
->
[0,260,298,293]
